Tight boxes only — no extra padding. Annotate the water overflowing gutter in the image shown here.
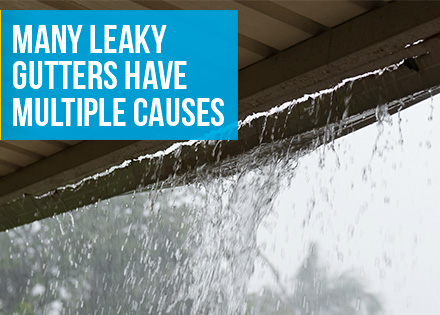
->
[1,1,440,231]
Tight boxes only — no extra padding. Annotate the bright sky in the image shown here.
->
[251,93,440,314]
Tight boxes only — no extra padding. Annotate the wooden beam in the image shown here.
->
[1,1,440,230]
[236,1,329,35]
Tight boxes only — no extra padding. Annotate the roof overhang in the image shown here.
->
[1,1,440,231]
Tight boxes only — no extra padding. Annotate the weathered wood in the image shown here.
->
[2,33,440,231]
[1,1,440,230]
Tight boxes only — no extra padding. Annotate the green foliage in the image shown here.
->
[0,187,195,314]
[0,187,382,315]
[247,243,382,315]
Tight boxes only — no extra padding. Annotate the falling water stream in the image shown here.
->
[1,82,439,314]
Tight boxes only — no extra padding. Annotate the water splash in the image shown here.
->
[32,59,407,201]
[1,59,439,315]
